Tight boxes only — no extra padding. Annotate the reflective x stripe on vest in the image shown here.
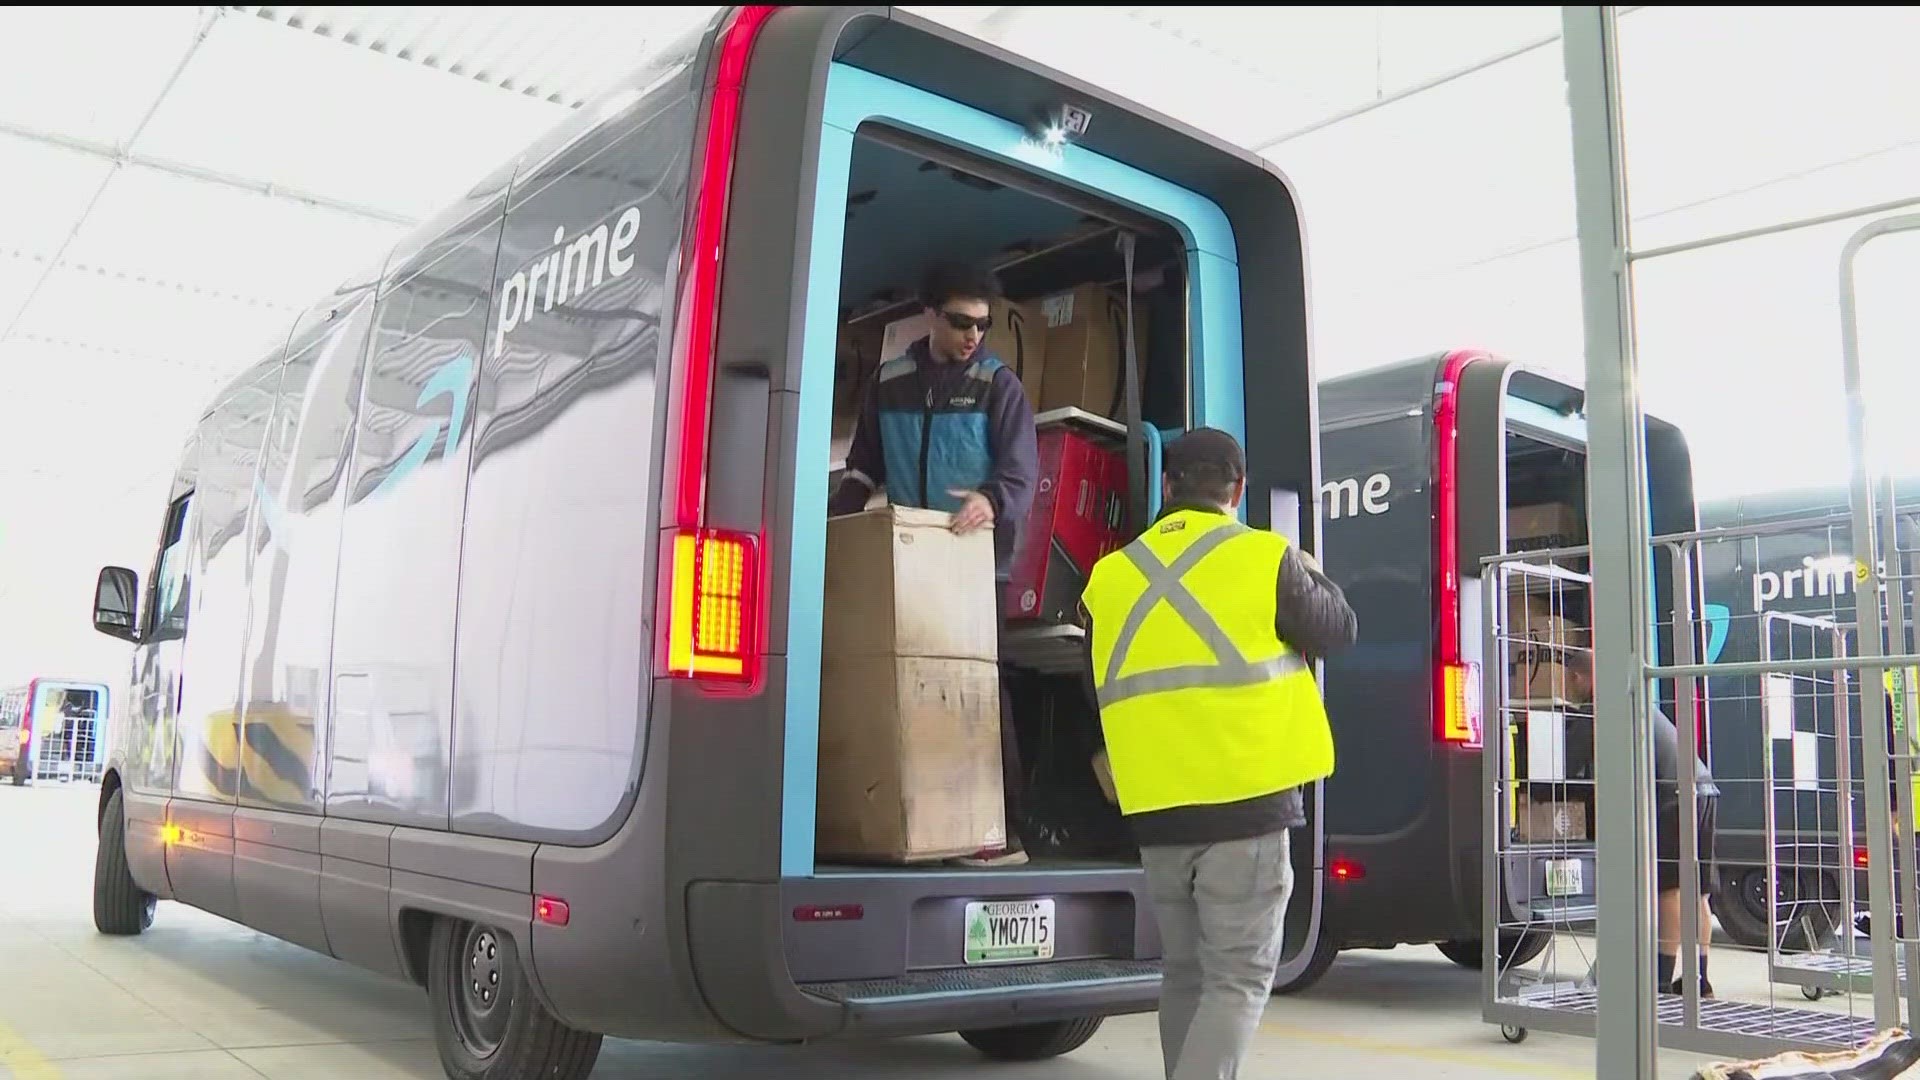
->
[1097,526,1308,708]
[1084,509,1336,816]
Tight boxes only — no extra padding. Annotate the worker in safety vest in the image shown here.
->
[1079,427,1355,1080]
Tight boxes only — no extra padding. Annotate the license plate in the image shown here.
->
[1545,859,1584,898]
[965,899,1056,965]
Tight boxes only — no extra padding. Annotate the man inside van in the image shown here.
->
[1078,428,1356,1080]
[830,260,1041,867]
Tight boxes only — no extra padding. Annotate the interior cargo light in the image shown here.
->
[664,528,761,685]
[534,896,571,927]
[1329,857,1366,882]
[1440,661,1484,747]
[793,904,865,923]
[654,4,778,693]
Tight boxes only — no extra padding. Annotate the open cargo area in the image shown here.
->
[813,127,1193,874]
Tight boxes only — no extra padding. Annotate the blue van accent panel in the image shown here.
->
[1703,603,1731,664]
[782,62,1246,876]
[782,121,857,876]
[1144,426,1166,521]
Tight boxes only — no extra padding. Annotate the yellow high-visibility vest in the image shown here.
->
[1082,508,1335,816]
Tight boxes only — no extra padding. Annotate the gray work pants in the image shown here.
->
[1141,829,1294,1080]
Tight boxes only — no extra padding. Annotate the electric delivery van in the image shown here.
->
[85,8,1327,1078]
[1296,350,1700,990]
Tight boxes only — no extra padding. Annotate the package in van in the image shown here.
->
[817,505,1005,863]
[1509,502,1586,553]
[879,311,933,363]
[1004,409,1128,624]
[1036,283,1148,419]
[986,297,1046,409]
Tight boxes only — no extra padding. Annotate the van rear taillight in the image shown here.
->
[653,5,778,693]
[663,528,761,686]
[1439,661,1483,747]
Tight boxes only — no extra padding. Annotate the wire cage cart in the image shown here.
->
[16,681,110,784]
[1479,530,1891,1058]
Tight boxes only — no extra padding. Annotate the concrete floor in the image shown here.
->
[0,783,1770,1079]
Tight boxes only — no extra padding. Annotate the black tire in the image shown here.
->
[427,917,602,1080]
[1711,867,1841,953]
[959,1017,1104,1061]
[1271,935,1339,995]
[93,788,156,935]
[11,754,28,786]
[1436,930,1552,971]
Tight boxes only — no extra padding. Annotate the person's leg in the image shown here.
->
[1142,843,1205,1080]
[1170,830,1294,1080]
[954,585,1029,866]
[1655,797,1682,990]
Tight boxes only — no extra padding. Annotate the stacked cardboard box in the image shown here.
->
[1515,794,1590,842]
[1506,592,1592,703]
[816,506,1007,863]
[1035,283,1148,420]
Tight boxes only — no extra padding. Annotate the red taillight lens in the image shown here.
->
[1857,846,1871,870]
[1330,857,1366,882]
[535,896,570,926]
[1439,661,1484,747]
[662,528,761,686]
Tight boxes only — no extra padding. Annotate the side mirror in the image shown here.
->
[94,566,140,642]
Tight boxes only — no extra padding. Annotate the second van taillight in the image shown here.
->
[1434,350,1485,745]
[1440,660,1483,747]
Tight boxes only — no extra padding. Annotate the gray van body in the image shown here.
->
[95,6,1329,1045]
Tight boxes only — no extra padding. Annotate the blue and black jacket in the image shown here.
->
[830,336,1039,580]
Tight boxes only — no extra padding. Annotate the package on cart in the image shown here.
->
[817,505,1006,863]
[1004,408,1130,624]
[1515,795,1589,842]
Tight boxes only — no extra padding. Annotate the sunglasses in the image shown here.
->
[938,310,994,333]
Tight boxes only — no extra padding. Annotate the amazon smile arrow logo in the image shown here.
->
[368,348,475,500]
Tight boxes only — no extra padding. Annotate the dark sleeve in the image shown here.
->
[828,367,886,516]
[975,367,1039,525]
[1079,600,1106,749]
[1273,548,1358,661]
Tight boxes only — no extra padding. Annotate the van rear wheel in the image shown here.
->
[959,1017,1103,1060]
[93,788,156,935]
[427,917,601,1080]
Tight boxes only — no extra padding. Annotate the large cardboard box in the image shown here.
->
[817,505,1005,863]
[1509,502,1585,552]
[1036,284,1147,419]
[821,505,999,662]
[817,655,1007,863]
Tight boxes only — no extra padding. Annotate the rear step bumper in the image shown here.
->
[801,960,1162,1035]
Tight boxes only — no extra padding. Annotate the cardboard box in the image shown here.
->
[1036,284,1147,419]
[1516,796,1589,842]
[880,311,933,364]
[1510,657,1582,702]
[821,505,999,662]
[816,654,1007,863]
[816,505,1006,863]
[987,297,1046,409]
[1509,502,1585,552]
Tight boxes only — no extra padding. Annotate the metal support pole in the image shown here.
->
[1562,8,1658,1077]
[1837,211,1920,1029]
